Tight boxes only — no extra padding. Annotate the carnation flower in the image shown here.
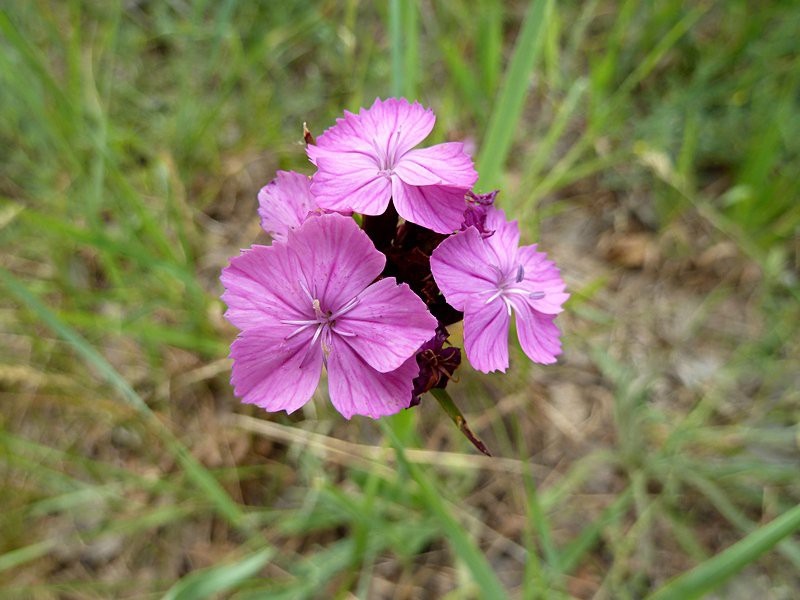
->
[307,98,478,234]
[430,208,569,373]
[257,170,319,242]
[221,213,437,418]
[221,96,569,448]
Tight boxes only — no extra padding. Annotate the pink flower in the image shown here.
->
[257,170,319,242]
[307,98,478,234]
[430,209,569,373]
[221,213,437,418]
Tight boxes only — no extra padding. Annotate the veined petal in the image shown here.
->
[287,213,386,312]
[310,110,377,155]
[482,208,521,272]
[230,325,323,414]
[514,303,562,364]
[395,143,477,188]
[463,299,511,373]
[517,244,570,315]
[430,226,497,310]
[310,98,435,171]
[361,98,436,159]
[392,179,468,234]
[221,243,308,330]
[340,278,437,373]
[327,340,418,419]
[257,171,317,242]
[310,152,391,215]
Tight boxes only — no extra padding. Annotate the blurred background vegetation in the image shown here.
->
[1,0,799,598]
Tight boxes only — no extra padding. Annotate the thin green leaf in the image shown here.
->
[0,540,57,574]
[162,548,274,600]
[389,0,404,97]
[0,268,246,529]
[477,0,552,189]
[647,503,800,600]
[380,420,508,599]
[558,487,634,575]
[430,388,491,455]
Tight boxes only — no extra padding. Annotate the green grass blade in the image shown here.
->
[0,540,57,574]
[477,0,503,94]
[477,0,552,189]
[614,4,711,102]
[558,487,633,575]
[389,0,404,97]
[647,503,800,600]
[522,468,560,571]
[402,0,419,98]
[523,77,587,187]
[380,421,508,599]
[440,39,487,121]
[388,0,418,99]
[430,388,491,455]
[162,548,273,600]
[0,267,146,412]
[0,268,245,529]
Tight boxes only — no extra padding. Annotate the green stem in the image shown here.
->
[430,388,492,456]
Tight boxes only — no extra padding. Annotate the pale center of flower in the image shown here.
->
[373,130,403,178]
[482,264,545,315]
[281,280,360,360]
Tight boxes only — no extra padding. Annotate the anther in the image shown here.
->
[515,264,525,283]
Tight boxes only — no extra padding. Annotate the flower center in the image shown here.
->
[482,264,545,315]
[372,130,403,175]
[281,280,360,359]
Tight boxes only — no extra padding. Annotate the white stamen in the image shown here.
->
[283,292,363,360]
[328,296,360,321]
[298,279,314,302]
[285,322,317,339]
[332,327,356,337]
[485,289,504,304]
[310,323,324,346]
[503,296,514,316]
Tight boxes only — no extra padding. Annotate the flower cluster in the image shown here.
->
[221,98,568,419]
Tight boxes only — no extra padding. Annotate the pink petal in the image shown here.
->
[220,244,308,330]
[313,98,435,159]
[339,278,437,373]
[514,303,563,364]
[395,143,477,188]
[482,208,521,272]
[310,152,391,215]
[392,179,468,234]
[257,171,317,242]
[359,98,436,159]
[327,339,418,419]
[463,299,511,373]
[310,109,377,155]
[287,214,386,312]
[430,227,497,310]
[230,325,322,413]
[517,244,570,315]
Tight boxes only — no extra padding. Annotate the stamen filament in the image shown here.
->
[485,289,504,304]
[332,326,356,337]
[285,322,316,339]
[298,279,314,303]
[310,323,324,346]
[328,296,360,321]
